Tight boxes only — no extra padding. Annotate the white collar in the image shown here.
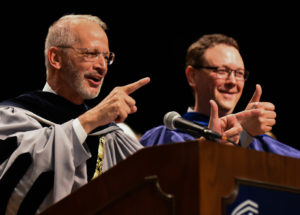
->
[42,82,56,94]
[187,106,195,112]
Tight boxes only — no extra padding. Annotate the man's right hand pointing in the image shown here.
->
[79,77,150,134]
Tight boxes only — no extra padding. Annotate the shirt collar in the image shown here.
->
[43,82,56,94]
[187,106,194,112]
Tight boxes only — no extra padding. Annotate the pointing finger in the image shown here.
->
[253,102,275,111]
[122,77,150,95]
[235,109,261,122]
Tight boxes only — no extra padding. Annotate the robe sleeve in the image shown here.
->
[140,125,300,160]
[140,125,195,147]
[248,135,300,159]
[0,107,91,214]
[89,125,144,173]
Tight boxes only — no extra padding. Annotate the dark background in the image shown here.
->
[1,3,299,149]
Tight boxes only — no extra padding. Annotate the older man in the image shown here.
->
[0,14,150,214]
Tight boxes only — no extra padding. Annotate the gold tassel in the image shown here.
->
[92,136,105,179]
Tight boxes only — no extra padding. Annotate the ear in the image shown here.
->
[185,65,197,88]
[48,47,63,70]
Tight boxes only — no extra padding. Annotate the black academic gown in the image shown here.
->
[0,91,142,215]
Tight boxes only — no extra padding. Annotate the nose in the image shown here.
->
[94,53,107,69]
[226,70,237,84]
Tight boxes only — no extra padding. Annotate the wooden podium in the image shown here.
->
[41,140,300,214]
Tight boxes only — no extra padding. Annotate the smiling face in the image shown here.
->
[48,19,110,104]
[188,44,245,116]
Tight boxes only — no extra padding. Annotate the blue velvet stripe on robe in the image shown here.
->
[140,112,300,159]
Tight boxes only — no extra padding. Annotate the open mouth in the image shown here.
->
[218,89,237,99]
[85,75,102,86]
[219,89,236,95]
[222,91,235,95]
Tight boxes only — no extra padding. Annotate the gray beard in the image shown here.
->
[80,78,104,100]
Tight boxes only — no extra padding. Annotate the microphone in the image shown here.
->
[163,111,236,144]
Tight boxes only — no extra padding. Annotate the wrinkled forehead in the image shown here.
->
[70,20,109,49]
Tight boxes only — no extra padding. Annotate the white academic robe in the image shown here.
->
[0,106,143,214]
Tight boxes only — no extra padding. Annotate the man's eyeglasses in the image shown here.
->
[58,46,115,65]
[194,66,249,81]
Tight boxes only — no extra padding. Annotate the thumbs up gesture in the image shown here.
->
[237,84,276,136]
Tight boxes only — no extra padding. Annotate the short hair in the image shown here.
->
[185,34,239,68]
[44,14,107,69]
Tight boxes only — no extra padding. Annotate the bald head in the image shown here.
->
[44,14,107,70]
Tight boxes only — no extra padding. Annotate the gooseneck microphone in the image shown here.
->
[163,111,236,144]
